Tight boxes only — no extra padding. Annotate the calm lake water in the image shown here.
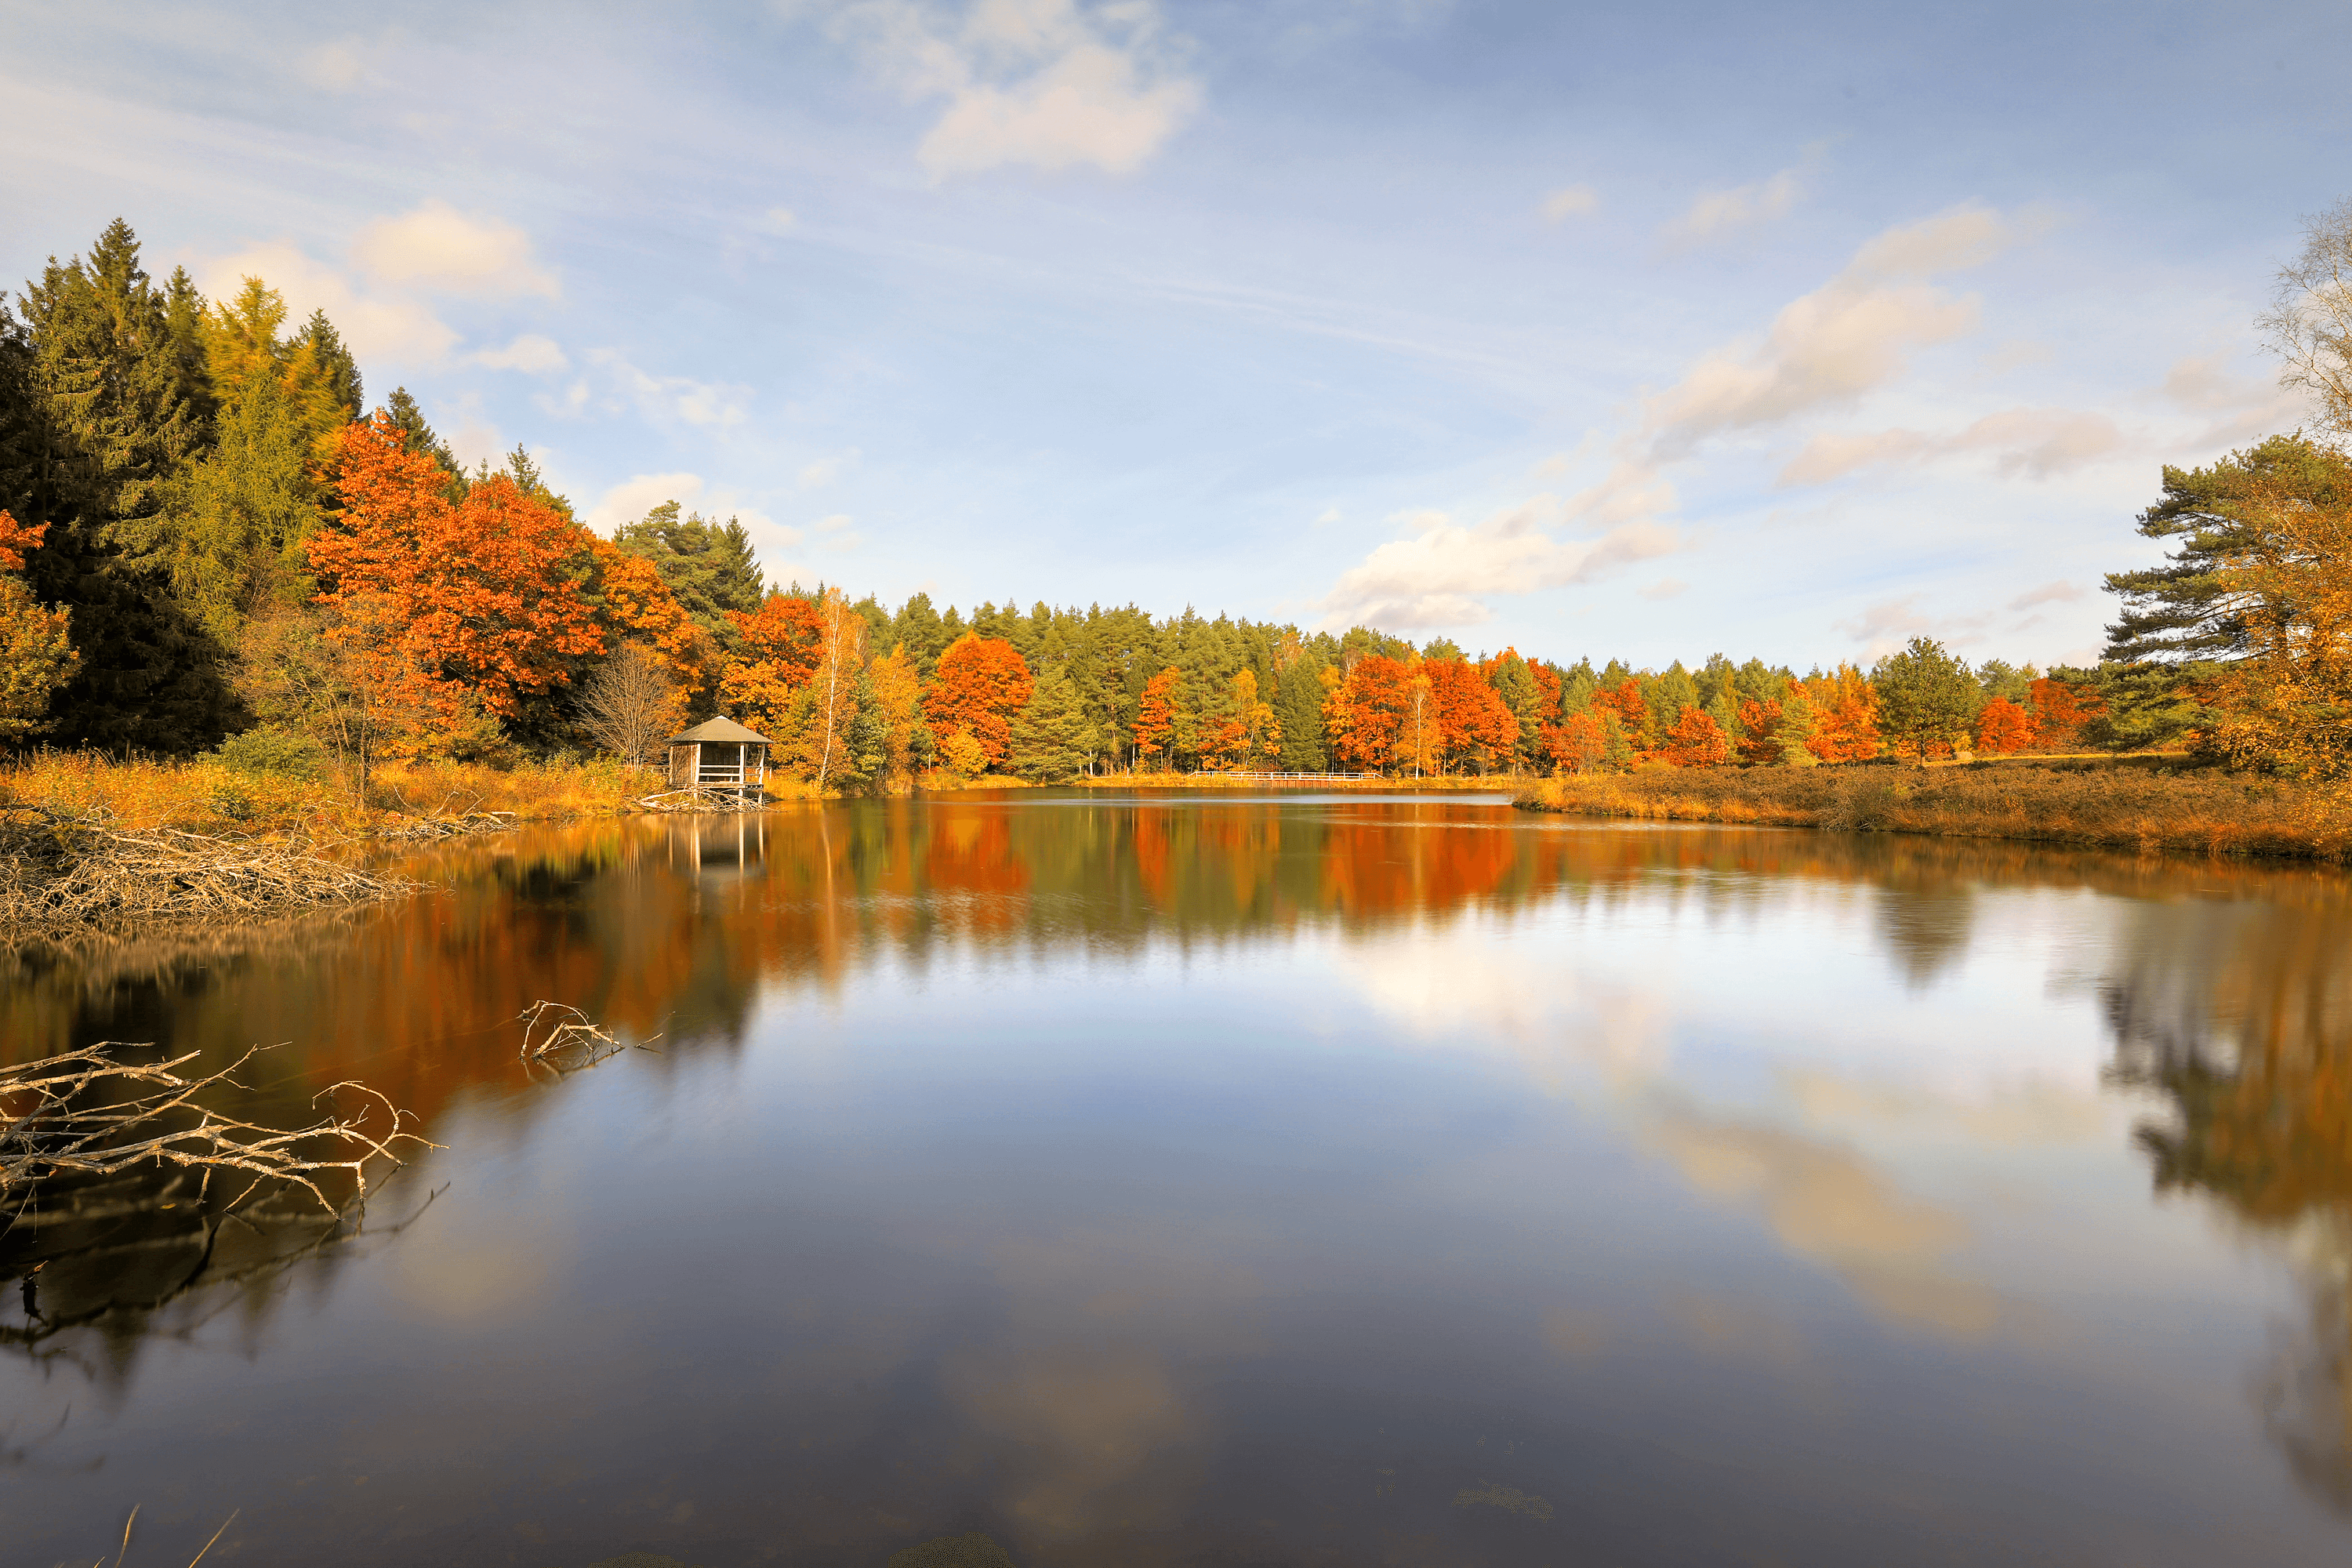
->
[5,791,2352,1566]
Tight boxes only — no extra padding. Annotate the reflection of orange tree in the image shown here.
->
[2110,880,2352,1511]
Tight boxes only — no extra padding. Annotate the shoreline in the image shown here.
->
[1512,761,2349,863]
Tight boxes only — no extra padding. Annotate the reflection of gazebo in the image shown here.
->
[666,716,771,793]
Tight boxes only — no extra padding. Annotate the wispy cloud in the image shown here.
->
[353,199,559,299]
[1661,164,1803,249]
[1777,407,2123,485]
[1315,499,1677,630]
[822,0,1202,177]
[1541,184,1598,223]
[472,333,569,375]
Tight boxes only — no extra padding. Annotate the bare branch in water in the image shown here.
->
[517,1000,661,1077]
[2,1043,434,1215]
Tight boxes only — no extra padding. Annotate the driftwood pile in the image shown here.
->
[636,785,769,813]
[374,809,517,842]
[0,804,414,929]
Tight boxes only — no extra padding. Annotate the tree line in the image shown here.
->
[2,213,2347,788]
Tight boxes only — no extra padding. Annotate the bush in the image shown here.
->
[214,727,328,780]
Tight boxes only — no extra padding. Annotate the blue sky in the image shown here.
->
[5,0,2344,670]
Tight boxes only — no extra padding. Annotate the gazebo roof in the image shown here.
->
[667,715,771,745]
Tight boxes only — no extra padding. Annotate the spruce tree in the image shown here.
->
[1276,655,1327,770]
[6,220,237,750]
[613,501,766,645]
[1007,665,1098,782]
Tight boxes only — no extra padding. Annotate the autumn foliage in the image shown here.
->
[309,417,605,726]
[923,633,1035,767]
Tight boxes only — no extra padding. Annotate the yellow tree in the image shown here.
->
[866,642,927,783]
[779,586,867,786]
[2213,448,2352,784]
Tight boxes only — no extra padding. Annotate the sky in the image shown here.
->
[5,0,2346,671]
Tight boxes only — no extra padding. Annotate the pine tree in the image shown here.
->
[613,501,765,647]
[1275,653,1328,770]
[1007,664,1100,783]
[6,219,237,750]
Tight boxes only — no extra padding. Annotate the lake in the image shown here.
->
[5,791,2350,1566]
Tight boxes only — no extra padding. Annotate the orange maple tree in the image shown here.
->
[720,592,826,735]
[589,536,709,695]
[1425,659,1518,771]
[1803,664,1881,762]
[310,416,605,724]
[1324,654,1416,769]
[1660,705,1731,766]
[1734,696,1784,765]
[1134,666,1181,768]
[922,633,1033,766]
[1973,695,2037,755]
[2026,676,2100,752]
[1542,710,1606,772]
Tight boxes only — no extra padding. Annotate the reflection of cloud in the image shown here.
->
[1648,1106,2003,1340]
[1781,1069,2109,1147]
[1334,927,1675,1091]
[936,1232,1265,1537]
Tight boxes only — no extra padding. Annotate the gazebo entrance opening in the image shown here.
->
[663,717,773,796]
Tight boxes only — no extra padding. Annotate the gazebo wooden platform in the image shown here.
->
[665,716,773,797]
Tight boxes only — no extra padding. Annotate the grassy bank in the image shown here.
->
[0,750,830,840]
[1515,759,2349,862]
[1079,771,1523,792]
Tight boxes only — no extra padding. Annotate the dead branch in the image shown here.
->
[2,1043,434,1217]
[517,1000,659,1077]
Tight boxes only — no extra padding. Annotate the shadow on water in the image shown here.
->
[2,791,2350,1562]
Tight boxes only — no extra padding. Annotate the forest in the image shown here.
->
[1,216,2346,793]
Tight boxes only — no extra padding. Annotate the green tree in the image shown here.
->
[1275,653,1328,770]
[1871,636,1982,760]
[4,218,237,750]
[1007,665,1100,782]
[2103,436,2343,663]
[613,500,765,646]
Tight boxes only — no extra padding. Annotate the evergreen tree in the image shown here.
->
[2104,435,2342,662]
[612,500,765,645]
[889,590,947,674]
[1872,637,1982,760]
[5,219,236,750]
[383,386,462,485]
[1007,665,1099,782]
[1276,654,1328,770]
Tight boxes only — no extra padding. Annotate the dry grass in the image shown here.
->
[1516,759,2350,861]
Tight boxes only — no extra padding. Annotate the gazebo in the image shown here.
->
[666,716,772,794]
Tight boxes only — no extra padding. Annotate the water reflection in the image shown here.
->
[2,793,2350,1564]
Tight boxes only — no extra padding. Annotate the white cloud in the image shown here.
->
[1542,184,1598,223]
[1643,205,2022,456]
[1777,407,2123,485]
[827,0,1202,176]
[798,450,862,488]
[353,199,559,299]
[1315,506,1341,524]
[1833,593,1995,658]
[2007,580,2083,612]
[1661,165,1802,249]
[472,333,570,374]
[815,512,855,532]
[764,206,798,231]
[441,392,506,473]
[588,349,753,430]
[1315,499,1678,630]
[194,241,458,367]
[1637,578,1688,601]
[586,472,708,535]
[301,40,368,92]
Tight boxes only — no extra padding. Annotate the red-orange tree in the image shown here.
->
[720,592,826,735]
[1324,655,1416,770]
[1134,666,1180,768]
[1661,705,1731,766]
[1426,659,1518,771]
[310,416,604,724]
[923,633,1033,766]
[1974,696,2037,755]
[1804,664,1881,762]
[1542,710,1606,773]
[2027,676,2101,752]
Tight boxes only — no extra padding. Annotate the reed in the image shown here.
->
[1515,760,2350,861]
